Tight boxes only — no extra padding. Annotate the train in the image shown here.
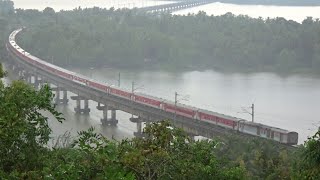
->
[6,28,298,145]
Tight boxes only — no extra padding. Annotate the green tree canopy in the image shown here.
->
[16,8,320,74]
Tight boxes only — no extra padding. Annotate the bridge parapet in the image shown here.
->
[139,0,216,13]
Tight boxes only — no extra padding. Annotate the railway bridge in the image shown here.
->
[139,0,216,13]
[6,29,232,139]
[5,28,298,144]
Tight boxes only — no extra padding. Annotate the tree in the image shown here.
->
[276,48,298,71]
[16,8,320,74]
[118,121,246,179]
[0,63,5,78]
[0,0,14,15]
[293,130,320,179]
[43,7,55,16]
[0,68,64,174]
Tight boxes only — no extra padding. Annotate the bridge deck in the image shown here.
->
[139,0,215,13]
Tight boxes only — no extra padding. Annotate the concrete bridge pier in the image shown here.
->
[130,117,146,138]
[71,96,89,114]
[97,103,119,126]
[11,64,19,73]
[9,63,16,72]
[13,66,23,78]
[17,68,25,80]
[24,72,32,83]
[53,87,69,105]
[30,74,41,89]
[33,75,39,89]
[35,77,44,89]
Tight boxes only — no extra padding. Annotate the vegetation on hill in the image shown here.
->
[14,8,320,74]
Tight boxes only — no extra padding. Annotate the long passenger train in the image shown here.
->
[6,28,298,145]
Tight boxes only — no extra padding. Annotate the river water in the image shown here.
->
[64,67,319,144]
[8,1,320,144]
[173,2,320,23]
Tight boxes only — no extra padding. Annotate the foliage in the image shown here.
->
[0,80,64,173]
[54,121,246,180]
[214,134,297,179]
[291,130,320,179]
[0,63,5,78]
[118,121,246,179]
[16,8,320,74]
[0,0,14,16]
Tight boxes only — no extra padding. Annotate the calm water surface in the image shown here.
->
[173,2,320,23]
[66,67,320,144]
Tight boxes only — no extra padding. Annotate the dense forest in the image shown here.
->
[15,8,320,74]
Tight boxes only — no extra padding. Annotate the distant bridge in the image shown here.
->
[139,0,216,13]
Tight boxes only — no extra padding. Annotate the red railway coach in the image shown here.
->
[199,112,235,128]
[164,104,195,118]
[73,75,87,84]
[57,70,73,79]
[134,94,161,108]
[45,65,57,74]
[23,53,34,64]
[35,61,46,69]
[87,80,109,92]
[110,87,131,99]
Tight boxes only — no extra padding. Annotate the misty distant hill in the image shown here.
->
[170,0,320,6]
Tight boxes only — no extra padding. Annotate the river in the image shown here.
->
[64,67,319,144]
[173,2,320,23]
